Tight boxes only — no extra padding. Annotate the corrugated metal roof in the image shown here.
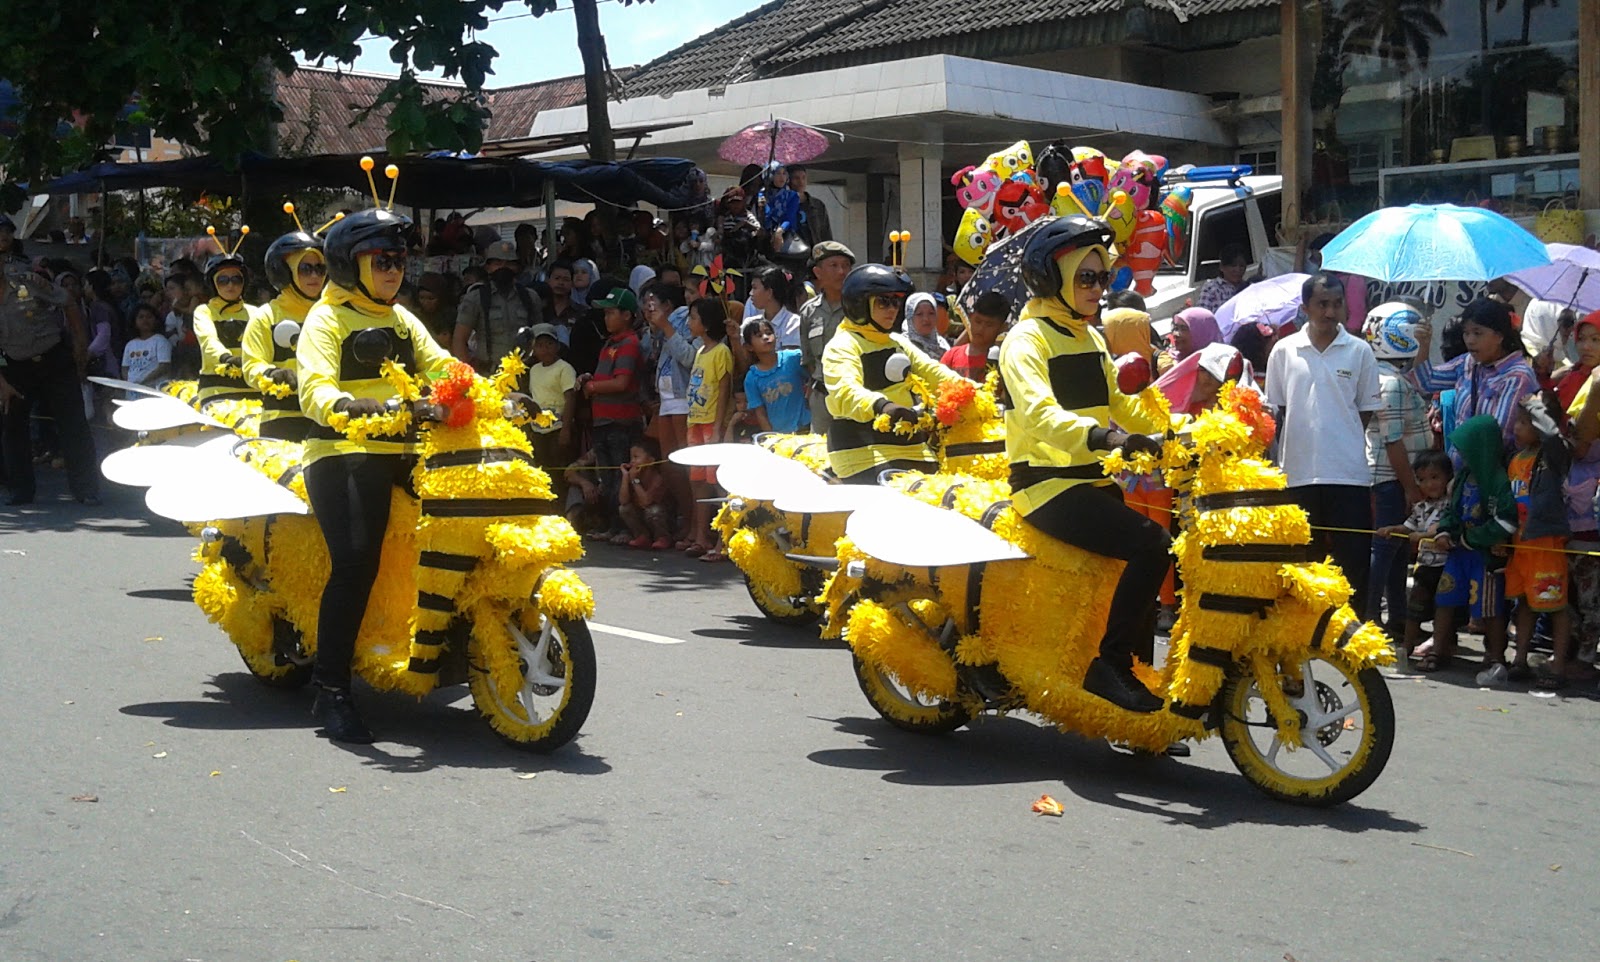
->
[623,0,1278,98]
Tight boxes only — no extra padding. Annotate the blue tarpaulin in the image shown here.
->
[40,152,701,210]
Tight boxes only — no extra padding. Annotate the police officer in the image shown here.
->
[797,240,854,431]
[298,207,455,743]
[242,229,325,440]
[452,240,541,371]
[193,245,266,410]
[997,216,1185,713]
[0,214,100,505]
[821,263,962,483]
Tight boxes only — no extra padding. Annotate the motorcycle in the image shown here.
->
[716,384,1397,806]
[99,357,597,752]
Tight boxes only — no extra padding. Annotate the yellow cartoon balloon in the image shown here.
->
[1051,183,1090,218]
[1103,188,1138,247]
[980,140,1033,181]
[952,206,994,266]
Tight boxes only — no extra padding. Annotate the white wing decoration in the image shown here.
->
[111,395,227,432]
[143,443,309,521]
[667,442,766,467]
[715,448,830,503]
[846,491,1029,567]
[772,483,899,515]
[100,433,238,488]
[88,376,176,401]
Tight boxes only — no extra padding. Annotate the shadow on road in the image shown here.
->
[0,484,188,539]
[691,614,842,650]
[808,714,1423,833]
[120,672,613,777]
[126,587,195,602]
[578,544,742,593]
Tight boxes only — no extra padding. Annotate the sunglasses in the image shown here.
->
[870,295,905,311]
[297,261,327,277]
[1074,270,1113,291]
[369,252,406,273]
[214,274,245,287]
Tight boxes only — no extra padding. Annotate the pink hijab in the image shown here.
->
[1153,342,1258,415]
[1168,307,1221,361]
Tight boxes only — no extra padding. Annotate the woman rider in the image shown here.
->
[242,228,325,441]
[297,208,455,743]
[193,248,267,410]
[997,216,1185,713]
[821,263,963,483]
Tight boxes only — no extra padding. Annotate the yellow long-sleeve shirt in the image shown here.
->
[192,298,263,406]
[822,318,961,480]
[243,289,318,437]
[998,297,1182,515]
[296,294,454,464]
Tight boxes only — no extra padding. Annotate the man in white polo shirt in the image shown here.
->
[1266,272,1383,614]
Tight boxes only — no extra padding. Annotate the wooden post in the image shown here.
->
[1280,0,1306,231]
[1581,0,1599,209]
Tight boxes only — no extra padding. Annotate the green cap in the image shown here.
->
[809,240,855,268]
[593,287,638,311]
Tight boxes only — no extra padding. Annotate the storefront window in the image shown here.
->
[1309,0,1579,216]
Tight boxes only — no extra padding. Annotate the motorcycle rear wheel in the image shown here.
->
[853,654,975,735]
[469,613,595,753]
[237,616,313,689]
[1219,653,1394,807]
[744,571,824,627]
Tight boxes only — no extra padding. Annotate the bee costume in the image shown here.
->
[193,228,267,410]
[296,160,454,743]
[997,215,1185,713]
[822,259,962,482]
[241,204,331,441]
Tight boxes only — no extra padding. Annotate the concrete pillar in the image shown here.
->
[840,173,870,262]
[1581,0,1599,209]
[866,173,889,265]
[896,141,944,286]
[1279,0,1312,227]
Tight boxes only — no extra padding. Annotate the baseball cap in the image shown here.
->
[483,240,517,262]
[528,322,560,341]
[809,240,855,268]
[593,287,638,311]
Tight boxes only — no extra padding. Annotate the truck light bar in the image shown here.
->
[1161,165,1254,188]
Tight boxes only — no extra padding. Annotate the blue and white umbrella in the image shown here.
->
[1319,203,1550,283]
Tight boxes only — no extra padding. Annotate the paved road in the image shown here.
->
[3,474,1597,961]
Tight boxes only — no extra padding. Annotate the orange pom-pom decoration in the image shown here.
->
[1224,383,1274,446]
[934,377,976,426]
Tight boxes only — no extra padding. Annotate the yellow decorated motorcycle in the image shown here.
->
[99,358,597,752]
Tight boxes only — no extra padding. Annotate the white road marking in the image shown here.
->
[589,622,688,645]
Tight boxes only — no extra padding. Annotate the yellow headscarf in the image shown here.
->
[1102,307,1153,360]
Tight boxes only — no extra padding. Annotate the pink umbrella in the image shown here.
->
[717,119,832,167]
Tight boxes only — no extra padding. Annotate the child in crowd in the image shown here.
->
[1363,301,1432,632]
[684,297,733,561]
[1478,395,1572,688]
[1560,312,1600,667]
[1417,415,1517,672]
[562,450,606,535]
[941,291,1010,383]
[579,287,645,541]
[1101,306,1156,394]
[1376,449,1453,659]
[741,317,811,434]
[617,437,673,550]
[524,323,577,503]
[120,303,172,399]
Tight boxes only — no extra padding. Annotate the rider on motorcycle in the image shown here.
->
[193,248,266,410]
[822,263,963,483]
[297,208,455,743]
[997,215,1184,713]
[242,229,325,441]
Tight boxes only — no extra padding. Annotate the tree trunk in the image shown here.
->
[573,0,615,163]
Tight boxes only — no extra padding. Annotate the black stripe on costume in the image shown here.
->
[1009,462,1106,492]
[259,416,311,442]
[940,484,966,508]
[337,326,416,381]
[272,341,296,363]
[827,415,923,452]
[407,657,441,674]
[197,373,243,389]
[424,447,538,470]
[419,551,478,572]
[1309,606,1337,650]
[213,318,249,348]
[1045,351,1109,411]
[1169,699,1210,720]
[275,464,304,491]
[860,348,902,392]
[1187,645,1233,667]
[944,440,1006,457]
[1198,593,1276,617]
[965,562,986,634]
[1335,621,1361,649]
[1201,544,1314,563]
[417,591,454,612]
[420,498,553,517]
[1194,489,1302,511]
[261,394,301,412]
[978,500,1012,530]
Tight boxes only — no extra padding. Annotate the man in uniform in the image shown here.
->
[453,240,541,370]
[798,241,854,432]
[0,215,100,505]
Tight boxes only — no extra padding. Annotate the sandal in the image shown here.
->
[1534,669,1568,691]
[683,543,707,558]
[698,549,728,563]
[1415,650,1451,673]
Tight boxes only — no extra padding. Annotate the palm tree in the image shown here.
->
[1340,0,1448,74]
[1496,0,1557,46]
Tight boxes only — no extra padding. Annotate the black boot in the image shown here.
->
[312,686,375,744]
[1083,657,1163,713]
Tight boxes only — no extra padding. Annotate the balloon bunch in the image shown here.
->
[951,141,1197,298]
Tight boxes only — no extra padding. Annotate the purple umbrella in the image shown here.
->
[717,119,832,167]
[1506,243,1600,314]
[1214,273,1310,341]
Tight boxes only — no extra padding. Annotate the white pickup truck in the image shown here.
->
[1143,169,1283,326]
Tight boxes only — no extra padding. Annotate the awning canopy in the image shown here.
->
[39,152,702,210]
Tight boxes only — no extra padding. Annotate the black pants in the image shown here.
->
[1021,483,1168,666]
[591,421,640,527]
[305,453,410,690]
[1,341,99,501]
[1295,483,1372,617]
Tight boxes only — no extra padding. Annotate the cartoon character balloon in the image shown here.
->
[992,179,1049,237]
[1051,183,1090,218]
[1122,209,1170,296]
[980,141,1034,182]
[1106,150,1166,212]
[953,207,994,266]
[1067,147,1108,218]
[1101,188,1137,248]
[951,167,1002,218]
[1160,186,1193,264]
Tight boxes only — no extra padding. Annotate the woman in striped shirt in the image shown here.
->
[1410,298,1539,464]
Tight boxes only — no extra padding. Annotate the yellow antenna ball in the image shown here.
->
[283,201,296,213]
[206,226,217,236]
[1056,183,1070,195]
[334,212,345,222]
[360,156,375,172]
[384,164,399,179]
[901,230,912,242]
[239,226,250,236]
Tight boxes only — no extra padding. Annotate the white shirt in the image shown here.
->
[1266,325,1383,488]
[121,334,172,392]
[768,307,800,349]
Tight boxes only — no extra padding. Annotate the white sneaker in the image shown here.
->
[1476,662,1510,688]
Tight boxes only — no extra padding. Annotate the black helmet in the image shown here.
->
[323,208,411,292]
[263,231,323,294]
[203,253,250,298]
[842,263,914,325]
[1019,215,1114,303]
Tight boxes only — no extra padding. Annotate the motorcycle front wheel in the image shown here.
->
[852,654,975,735]
[1218,653,1394,807]
[469,612,596,753]
[237,615,313,689]
[744,571,824,627]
